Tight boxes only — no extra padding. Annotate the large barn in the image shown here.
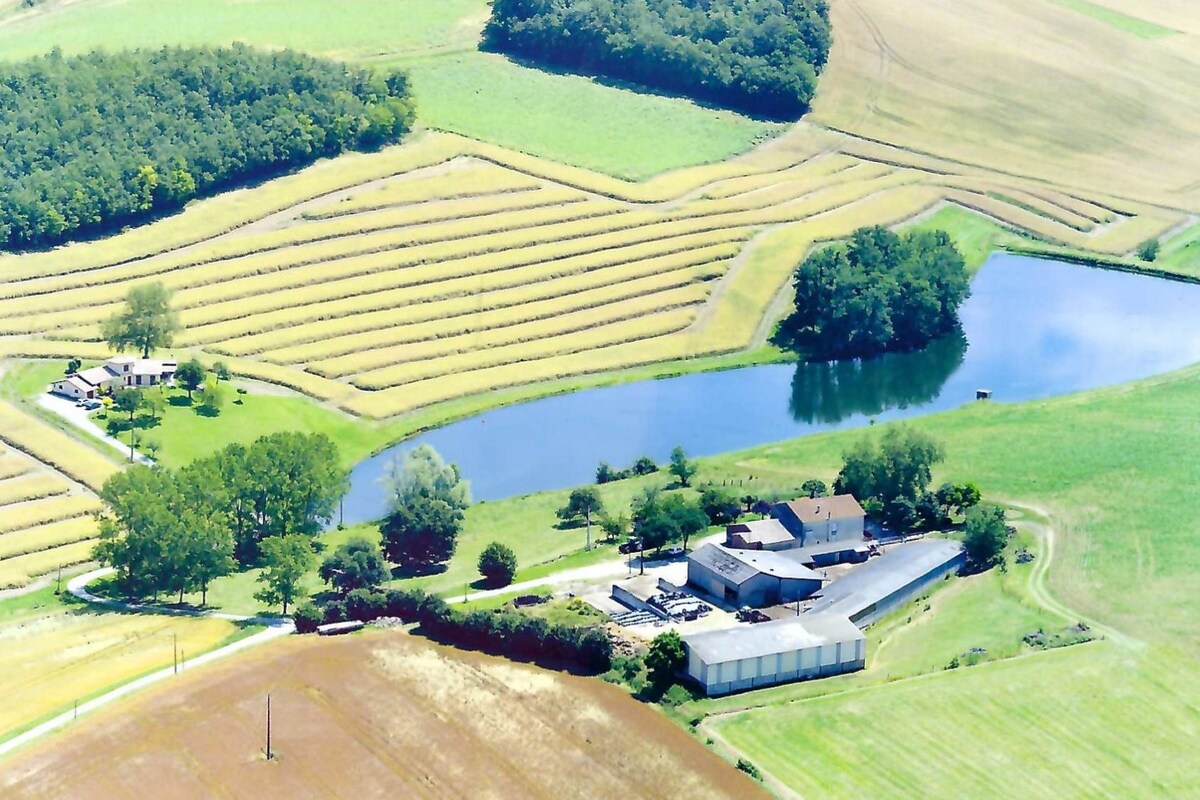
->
[687,543,823,607]
[683,613,866,696]
[806,539,966,627]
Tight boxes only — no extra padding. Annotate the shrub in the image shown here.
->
[293,602,323,634]
[477,541,518,588]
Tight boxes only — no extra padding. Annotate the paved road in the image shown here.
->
[0,569,293,760]
[36,394,152,465]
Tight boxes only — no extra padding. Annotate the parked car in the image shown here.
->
[82,399,102,410]
[618,538,643,555]
[663,546,685,558]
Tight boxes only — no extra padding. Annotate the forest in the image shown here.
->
[777,226,971,359]
[0,45,413,250]
[484,0,831,119]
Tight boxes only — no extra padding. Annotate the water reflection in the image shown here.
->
[789,332,968,424]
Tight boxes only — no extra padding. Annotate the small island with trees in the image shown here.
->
[777,226,971,360]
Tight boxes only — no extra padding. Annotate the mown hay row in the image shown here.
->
[0,131,473,282]
[700,153,861,200]
[933,177,1097,231]
[172,215,751,336]
[0,401,122,493]
[307,282,715,378]
[0,194,622,323]
[0,516,100,561]
[342,329,707,418]
[939,189,1081,245]
[255,249,735,363]
[215,239,743,357]
[0,452,34,481]
[351,308,699,390]
[0,203,632,335]
[302,160,544,219]
[0,473,73,507]
[1086,209,1186,255]
[0,538,98,589]
[0,494,103,535]
[216,359,357,404]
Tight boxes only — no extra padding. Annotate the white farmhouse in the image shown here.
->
[50,356,178,400]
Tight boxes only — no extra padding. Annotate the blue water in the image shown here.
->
[342,253,1200,520]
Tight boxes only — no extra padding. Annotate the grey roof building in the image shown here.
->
[684,613,865,696]
[806,539,966,627]
[687,543,822,608]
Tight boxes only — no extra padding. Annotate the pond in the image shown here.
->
[341,253,1200,521]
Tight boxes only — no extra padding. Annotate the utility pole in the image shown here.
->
[265,694,273,761]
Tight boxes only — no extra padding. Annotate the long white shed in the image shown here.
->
[683,613,865,696]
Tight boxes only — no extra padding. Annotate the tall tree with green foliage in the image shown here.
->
[254,534,316,614]
[645,629,687,689]
[834,426,945,524]
[963,503,1009,570]
[319,537,389,597]
[699,486,741,526]
[669,446,698,488]
[379,444,470,570]
[557,486,604,526]
[478,541,518,588]
[102,282,180,358]
[198,374,227,415]
[174,359,205,400]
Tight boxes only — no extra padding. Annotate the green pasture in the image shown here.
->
[1158,221,1200,273]
[0,0,777,179]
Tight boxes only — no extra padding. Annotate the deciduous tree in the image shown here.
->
[319,537,389,596]
[174,359,205,400]
[668,445,698,488]
[102,282,180,358]
[254,534,316,614]
[557,486,604,526]
[379,444,470,570]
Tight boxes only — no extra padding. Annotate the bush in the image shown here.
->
[478,541,518,588]
[736,759,763,781]
[293,603,323,634]
[1137,238,1160,262]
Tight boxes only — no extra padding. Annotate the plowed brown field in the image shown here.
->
[0,631,764,800]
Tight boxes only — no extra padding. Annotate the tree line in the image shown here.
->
[777,226,971,359]
[96,432,347,606]
[0,45,413,250]
[296,586,613,674]
[485,0,831,119]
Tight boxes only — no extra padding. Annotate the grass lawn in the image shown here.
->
[0,0,778,179]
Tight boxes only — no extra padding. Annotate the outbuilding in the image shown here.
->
[683,613,865,696]
[806,539,965,627]
[687,543,822,608]
[725,518,796,550]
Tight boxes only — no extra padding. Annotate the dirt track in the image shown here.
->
[0,631,765,800]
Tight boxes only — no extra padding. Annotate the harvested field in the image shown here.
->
[0,592,243,745]
[0,402,117,589]
[0,631,764,800]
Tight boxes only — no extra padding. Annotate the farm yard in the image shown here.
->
[0,631,765,799]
